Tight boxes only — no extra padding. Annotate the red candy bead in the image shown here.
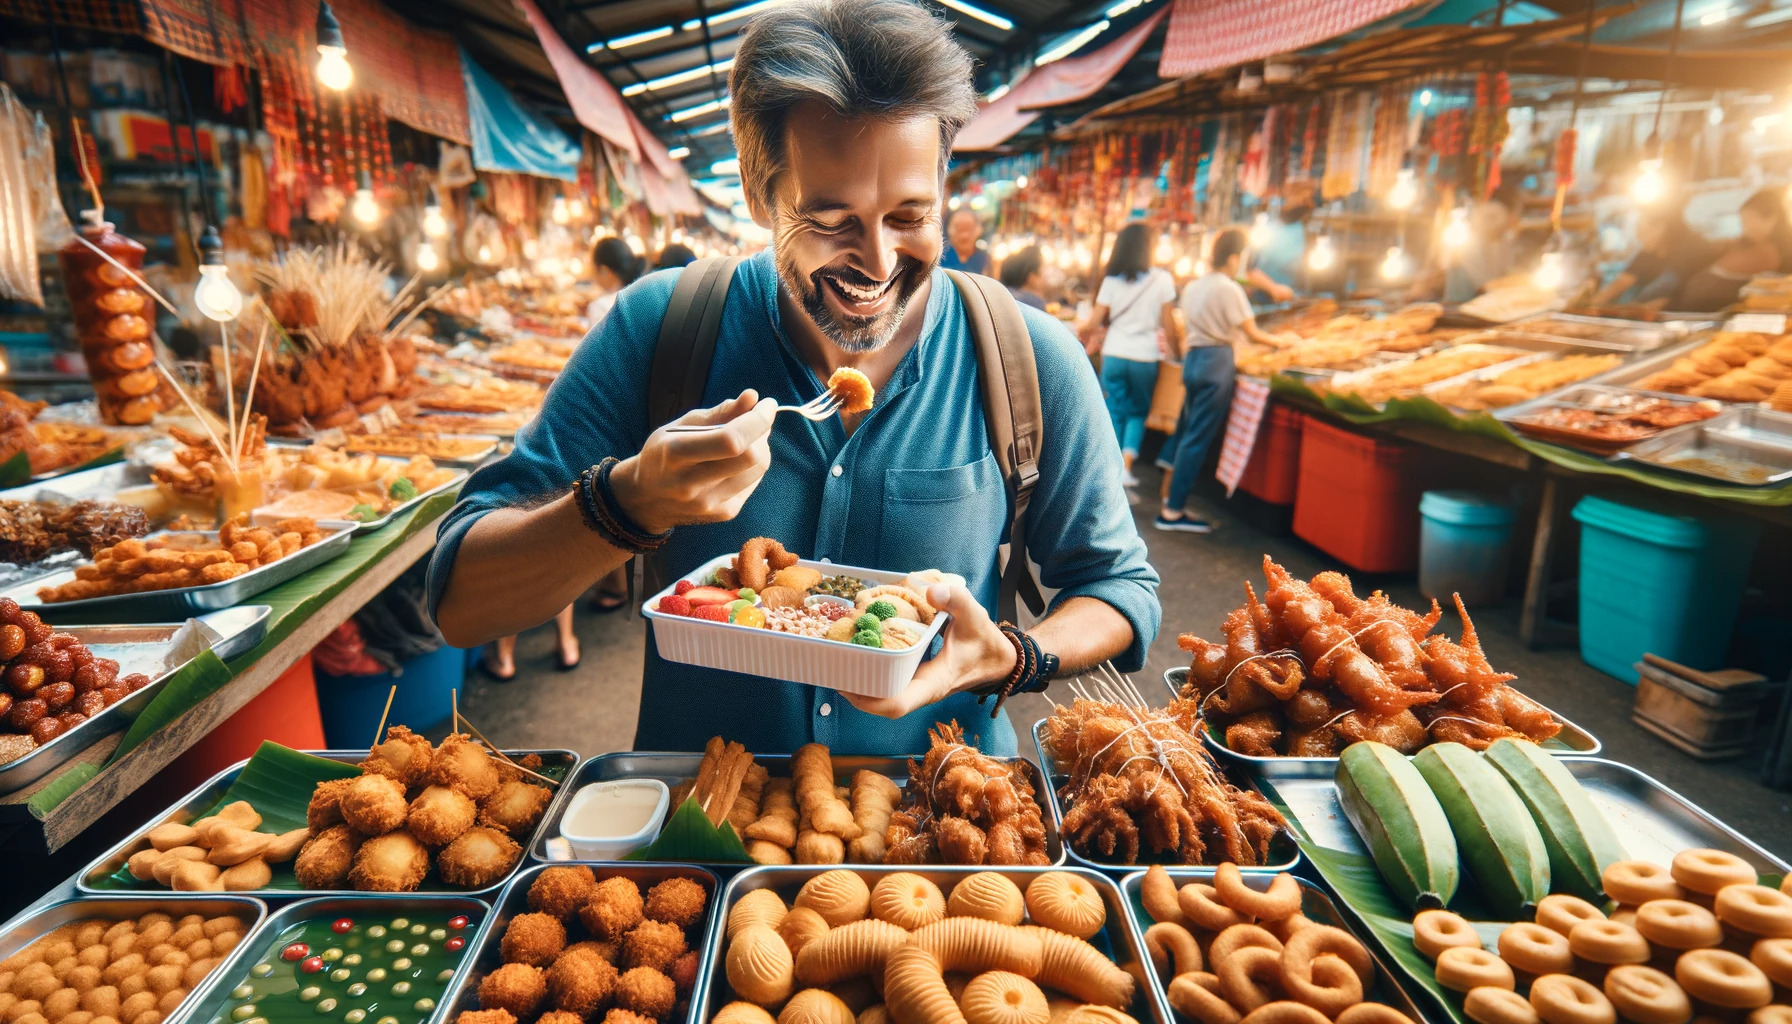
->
[448,916,468,930]
[332,919,354,934]
[445,936,466,952]
[281,943,310,961]
[300,957,324,974]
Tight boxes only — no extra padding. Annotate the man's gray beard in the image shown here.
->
[775,248,932,354]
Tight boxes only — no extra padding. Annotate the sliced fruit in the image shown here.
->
[1414,741,1551,919]
[1335,741,1460,911]
[1484,737,1626,901]
[684,586,739,606]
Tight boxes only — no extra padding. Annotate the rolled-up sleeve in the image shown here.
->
[424,270,678,621]
[1017,305,1161,670]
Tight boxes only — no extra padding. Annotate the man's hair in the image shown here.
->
[999,245,1043,290]
[591,236,642,284]
[1211,226,1249,270]
[731,0,977,217]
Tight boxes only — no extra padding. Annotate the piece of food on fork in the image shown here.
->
[827,367,875,415]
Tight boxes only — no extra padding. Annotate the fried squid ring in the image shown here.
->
[1436,947,1515,994]
[1529,975,1616,1024]
[1535,895,1605,938]
[1141,865,1187,927]
[736,537,799,591]
[1674,949,1772,1009]
[1282,925,1373,988]
[1210,924,1284,965]
[1144,922,1203,978]
[1601,965,1692,1024]
[1715,885,1792,938]
[1216,866,1302,921]
[1671,850,1758,897]
[1217,945,1286,1012]
[1466,987,1543,1024]
[1181,884,1246,931]
[1282,954,1363,1018]
[1169,974,1241,1024]
[1413,910,1482,961]
[1336,1005,1419,1024]
[1238,1002,1331,1024]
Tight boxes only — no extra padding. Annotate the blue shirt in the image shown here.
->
[1252,220,1306,290]
[426,251,1159,757]
[941,246,990,275]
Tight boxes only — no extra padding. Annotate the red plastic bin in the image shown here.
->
[1292,415,1425,572]
[1238,402,1304,505]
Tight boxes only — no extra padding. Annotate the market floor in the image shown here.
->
[464,465,1792,862]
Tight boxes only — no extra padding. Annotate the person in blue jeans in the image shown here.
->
[1080,222,1178,486]
[1159,227,1298,533]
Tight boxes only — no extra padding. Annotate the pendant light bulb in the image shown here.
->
[1155,236,1173,264]
[1307,234,1335,271]
[1534,250,1565,290]
[1174,254,1193,277]
[193,228,242,322]
[415,239,440,273]
[1380,245,1406,280]
[1388,169,1417,211]
[351,173,380,227]
[1250,211,1272,247]
[551,195,571,225]
[568,196,586,219]
[1632,158,1666,204]
[476,243,494,264]
[1442,207,1471,250]
[422,196,448,239]
[315,2,353,91]
[626,235,646,256]
[1015,174,1029,189]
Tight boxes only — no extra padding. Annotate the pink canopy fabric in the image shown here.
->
[1158,0,1422,78]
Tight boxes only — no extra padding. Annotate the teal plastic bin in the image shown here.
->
[1571,495,1760,683]
[1419,491,1517,608]
[315,643,467,747]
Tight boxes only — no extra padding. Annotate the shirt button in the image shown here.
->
[830,465,843,478]
[819,702,832,717]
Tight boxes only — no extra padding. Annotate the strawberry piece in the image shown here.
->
[674,580,696,596]
[655,594,692,616]
[691,604,730,622]
[684,586,739,606]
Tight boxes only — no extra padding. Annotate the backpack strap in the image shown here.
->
[944,269,1047,623]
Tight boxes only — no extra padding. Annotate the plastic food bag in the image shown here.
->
[0,84,44,305]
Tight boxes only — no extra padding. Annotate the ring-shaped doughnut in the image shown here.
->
[1672,850,1759,897]
[1265,914,1317,944]
[1635,900,1724,951]
[1530,974,1618,1024]
[1141,865,1186,928]
[1282,925,1373,987]
[1609,908,1638,927]
[1602,965,1692,1024]
[1217,945,1285,1012]
[1499,923,1574,976]
[1466,986,1542,1024]
[1568,920,1652,966]
[1746,1007,1792,1024]
[1209,924,1284,965]
[1436,946,1516,994]
[1181,883,1246,931]
[1335,1004,1417,1024]
[1238,1002,1331,1024]
[1413,910,1483,961]
[1280,953,1362,1018]
[1168,974,1241,1024]
[1674,949,1773,1009]
[1144,922,1203,978]
[1606,862,1686,906]
[1783,876,1792,897]
[1751,937,1792,987]
[1215,865,1302,921]
[1536,895,1606,938]
[1715,885,1792,939]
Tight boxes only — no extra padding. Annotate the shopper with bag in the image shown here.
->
[1079,222,1178,487]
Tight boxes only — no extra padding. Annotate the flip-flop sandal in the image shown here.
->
[588,591,627,613]
[477,656,517,683]
[555,645,581,672]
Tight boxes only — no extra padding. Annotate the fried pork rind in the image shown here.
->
[359,725,433,786]
[293,825,360,889]
[479,781,552,836]
[348,829,430,892]
[430,734,500,801]
[407,785,477,847]
[436,826,520,889]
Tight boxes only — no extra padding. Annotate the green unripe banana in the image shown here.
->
[1414,741,1551,919]
[1484,737,1625,902]
[1336,741,1459,911]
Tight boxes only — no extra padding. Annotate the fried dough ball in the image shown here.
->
[293,825,360,889]
[600,1012,653,1024]
[480,781,553,837]
[500,914,566,968]
[477,964,546,1019]
[580,878,646,941]
[529,866,598,920]
[621,922,686,973]
[340,773,409,835]
[612,968,674,1020]
[358,726,433,786]
[430,735,500,801]
[644,878,708,929]
[305,779,353,832]
[438,827,522,889]
[408,786,477,847]
[536,1012,581,1024]
[348,830,430,892]
[546,949,617,1017]
[455,1012,514,1024]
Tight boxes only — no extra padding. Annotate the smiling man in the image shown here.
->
[427,0,1159,756]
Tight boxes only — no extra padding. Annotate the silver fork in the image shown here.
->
[663,389,843,432]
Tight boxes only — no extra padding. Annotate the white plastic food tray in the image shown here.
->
[640,553,948,698]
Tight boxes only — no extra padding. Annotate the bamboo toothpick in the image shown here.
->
[452,706,560,788]
[153,362,234,470]
[370,685,397,751]
[220,319,238,467]
[236,321,268,465]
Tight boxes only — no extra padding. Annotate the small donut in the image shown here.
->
[1214,865,1302,921]
[1279,952,1362,1018]
[1217,945,1285,1012]
[1673,851,1759,897]
[1609,908,1638,927]
[1335,1005,1417,1024]
[1239,1002,1331,1024]
[1674,949,1773,1009]
[1436,946,1516,994]
[1024,872,1105,939]
[1467,986,1543,1024]
[1499,923,1574,976]
[1143,923,1203,978]
[1603,965,1692,1024]
[1265,914,1318,944]
[1569,921,1652,966]
[1530,974,1617,1024]
[1536,896,1606,938]
[1715,886,1792,938]
[1606,862,1686,906]
[1282,926,1373,987]
[1179,883,1245,931]
[1784,877,1792,897]
[1140,865,1186,927]
[1752,938,1792,987]
[1747,1008,1792,1024]
[1208,924,1283,967]
[1413,910,1483,961]
[1636,900,1724,951]
[1168,973,1240,1024]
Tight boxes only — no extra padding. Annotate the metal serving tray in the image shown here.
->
[1324,342,1540,404]
[0,605,273,794]
[534,751,1065,867]
[1583,332,1717,392]
[1119,870,1428,1024]
[78,748,579,899]
[1493,384,1725,455]
[0,895,268,1024]
[700,865,1167,1024]
[1611,406,1792,486]
[0,459,151,502]
[326,435,503,468]
[1503,312,1713,351]
[1162,667,1602,777]
[437,863,720,1024]
[2,525,355,621]
[1029,717,1301,874]
[251,467,467,535]
[180,894,491,1024]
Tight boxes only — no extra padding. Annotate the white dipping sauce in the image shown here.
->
[563,780,665,838]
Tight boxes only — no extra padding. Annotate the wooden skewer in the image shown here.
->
[220,319,238,472]
[236,321,268,465]
[153,362,233,467]
[452,708,560,788]
[370,684,397,751]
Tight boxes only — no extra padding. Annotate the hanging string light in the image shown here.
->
[1250,211,1272,246]
[1380,245,1407,280]
[1307,233,1336,271]
[1442,206,1471,250]
[1387,168,1417,211]
[193,227,243,321]
[422,187,448,238]
[315,1,353,91]
[415,239,441,272]
[551,194,571,225]
[1633,0,1685,205]
[351,170,381,226]
[1533,249,1566,290]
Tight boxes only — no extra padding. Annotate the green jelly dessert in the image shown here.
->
[210,910,476,1024]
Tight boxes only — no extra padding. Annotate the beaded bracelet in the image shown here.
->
[573,457,673,555]
[977,623,1056,718]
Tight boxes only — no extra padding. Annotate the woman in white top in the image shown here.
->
[1080,223,1178,485]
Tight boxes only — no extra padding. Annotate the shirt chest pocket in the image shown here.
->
[878,455,1006,574]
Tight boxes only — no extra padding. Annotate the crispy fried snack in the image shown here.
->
[480,780,553,836]
[430,733,501,801]
[348,829,430,892]
[407,785,477,847]
[37,514,326,603]
[359,725,433,786]
[339,773,408,835]
[883,723,1049,866]
[794,744,860,840]
[436,826,521,888]
[293,825,361,888]
[529,865,598,920]
[846,770,900,863]
[734,538,800,591]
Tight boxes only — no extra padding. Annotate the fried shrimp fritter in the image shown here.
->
[359,725,433,786]
[408,785,477,847]
[305,778,353,832]
[528,866,597,920]
[437,826,521,889]
[348,829,430,892]
[578,877,645,940]
[643,877,708,929]
[429,734,500,801]
[340,773,408,835]
[613,968,675,1020]
[477,964,546,1019]
[621,921,685,972]
[454,1011,514,1024]
[499,914,566,968]
[547,947,617,1016]
[293,825,360,888]
[480,781,552,836]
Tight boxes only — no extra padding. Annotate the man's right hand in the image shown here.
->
[610,390,778,533]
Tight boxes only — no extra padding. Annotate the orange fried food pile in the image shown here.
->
[1040,697,1285,865]
[883,722,1051,866]
[37,514,327,602]
[1177,556,1560,758]
[826,366,875,415]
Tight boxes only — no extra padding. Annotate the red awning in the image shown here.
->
[1158,0,1423,78]
[954,9,1166,153]
[510,0,638,161]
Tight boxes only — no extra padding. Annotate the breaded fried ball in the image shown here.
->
[438,828,521,890]
[293,826,360,889]
[454,1012,514,1024]
[348,830,430,893]
[600,1012,654,1024]
[358,725,433,786]
[546,950,617,1017]
[612,968,674,1020]
[407,786,476,847]
[563,942,618,966]
[429,735,499,801]
[499,914,565,968]
[643,877,707,929]
[528,867,596,921]
[305,778,353,832]
[536,1012,582,1024]
[578,878,645,941]
[620,922,685,973]
[476,964,545,1019]
[479,782,552,837]
[339,773,409,835]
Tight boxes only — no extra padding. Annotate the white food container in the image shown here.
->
[641,554,949,699]
[559,778,670,860]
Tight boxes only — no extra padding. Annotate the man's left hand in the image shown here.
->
[841,584,1018,719]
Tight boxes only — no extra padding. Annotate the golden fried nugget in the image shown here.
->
[243,529,274,549]
[141,552,186,573]
[199,563,250,584]
[115,559,148,576]
[227,542,258,563]
[73,566,103,582]
[111,539,148,561]
[300,532,323,546]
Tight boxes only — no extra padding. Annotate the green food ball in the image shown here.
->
[850,630,884,648]
[735,587,757,601]
[853,613,881,634]
[866,599,898,621]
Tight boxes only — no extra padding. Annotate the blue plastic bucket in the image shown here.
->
[1571,495,1760,683]
[1419,490,1517,608]
[315,643,467,747]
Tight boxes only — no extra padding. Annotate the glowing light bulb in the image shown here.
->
[194,264,242,322]
[422,204,448,239]
[1388,169,1417,211]
[1380,245,1406,280]
[1307,235,1335,271]
[415,240,440,272]
[1015,174,1029,189]
[626,235,646,256]
[567,257,584,276]
[970,194,988,210]
[551,195,571,225]
[1174,255,1193,277]
[316,46,353,91]
[948,196,962,211]
[1155,237,1173,264]
[1632,158,1666,204]
[1442,207,1470,250]
[351,186,380,227]
[1074,243,1092,268]
[1250,211,1272,247]
[476,243,494,264]
[522,238,539,260]
[1533,251,1565,290]
[568,196,587,219]
[1419,88,1434,107]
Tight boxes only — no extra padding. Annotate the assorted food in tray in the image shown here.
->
[1629,330,1792,405]
[1501,386,1723,454]
[1239,303,1465,376]
[22,516,342,606]
[1612,407,1792,486]
[1426,353,1624,411]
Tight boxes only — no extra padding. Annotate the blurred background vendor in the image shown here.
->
[1589,205,1717,309]
[941,208,990,274]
